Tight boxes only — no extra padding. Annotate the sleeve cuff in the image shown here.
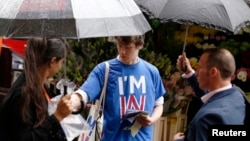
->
[182,69,195,79]
[73,89,89,106]
[155,96,164,106]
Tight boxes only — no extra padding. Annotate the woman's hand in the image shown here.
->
[54,94,73,121]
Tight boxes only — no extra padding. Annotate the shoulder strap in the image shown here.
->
[98,62,109,111]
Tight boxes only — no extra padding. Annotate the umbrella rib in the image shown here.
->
[119,0,131,15]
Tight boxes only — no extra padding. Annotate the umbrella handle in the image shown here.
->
[182,25,189,73]
[181,53,187,72]
[63,85,67,95]
[182,25,189,53]
[63,84,83,114]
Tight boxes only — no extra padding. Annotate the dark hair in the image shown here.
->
[204,48,236,80]
[21,38,70,127]
[114,35,144,47]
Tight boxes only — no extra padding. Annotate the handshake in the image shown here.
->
[70,93,84,114]
[55,79,84,115]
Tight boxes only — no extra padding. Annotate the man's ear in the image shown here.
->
[138,44,143,50]
[209,67,218,77]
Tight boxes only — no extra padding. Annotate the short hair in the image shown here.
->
[204,48,236,79]
[114,35,144,46]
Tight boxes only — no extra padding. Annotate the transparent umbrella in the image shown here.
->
[0,0,152,39]
[0,0,153,120]
[0,0,152,97]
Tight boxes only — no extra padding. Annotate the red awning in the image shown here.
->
[2,38,26,58]
[0,38,2,55]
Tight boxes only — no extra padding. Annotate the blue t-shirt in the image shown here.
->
[79,58,166,141]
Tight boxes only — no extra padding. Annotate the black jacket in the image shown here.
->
[0,73,67,141]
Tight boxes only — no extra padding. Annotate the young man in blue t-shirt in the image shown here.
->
[73,35,166,141]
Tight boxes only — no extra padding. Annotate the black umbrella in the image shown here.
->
[135,0,250,51]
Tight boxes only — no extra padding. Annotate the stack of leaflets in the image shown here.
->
[121,109,148,129]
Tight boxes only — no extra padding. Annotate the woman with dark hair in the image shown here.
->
[0,38,73,141]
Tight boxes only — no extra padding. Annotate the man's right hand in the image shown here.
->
[70,93,84,114]
[176,52,193,74]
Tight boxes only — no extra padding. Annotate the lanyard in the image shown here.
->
[42,87,51,102]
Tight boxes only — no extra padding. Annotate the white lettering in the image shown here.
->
[130,76,146,93]
[212,129,218,136]
[212,129,247,136]
[118,77,124,95]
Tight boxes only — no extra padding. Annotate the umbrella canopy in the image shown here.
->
[135,0,250,34]
[0,0,151,39]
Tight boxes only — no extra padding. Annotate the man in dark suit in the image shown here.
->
[176,52,205,126]
[174,48,245,141]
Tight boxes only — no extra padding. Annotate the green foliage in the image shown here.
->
[53,51,83,86]
[140,48,172,76]
[219,39,250,56]
[58,34,178,86]
[54,38,116,87]
[145,22,183,65]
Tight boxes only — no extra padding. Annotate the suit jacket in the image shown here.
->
[186,85,245,141]
[185,74,205,126]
